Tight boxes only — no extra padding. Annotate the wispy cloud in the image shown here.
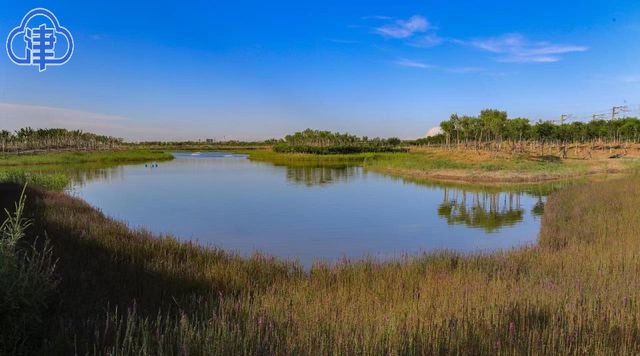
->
[394,60,489,75]
[367,16,586,69]
[408,34,443,48]
[445,66,485,74]
[375,15,431,39]
[466,33,588,63]
[394,58,434,69]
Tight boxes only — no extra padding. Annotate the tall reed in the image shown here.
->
[4,177,640,354]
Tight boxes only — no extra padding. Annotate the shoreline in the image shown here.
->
[239,148,639,185]
[3,174,640,353]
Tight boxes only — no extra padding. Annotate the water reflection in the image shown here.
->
[438,188,528,232]
[60,153,563,266]
[61,157,554,236]
[64,166,124,187]
[285,166,359,187]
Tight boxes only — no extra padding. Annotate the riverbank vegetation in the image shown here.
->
[242,147,635,183]
[364,148,634,183]
[0,150,173,167]
[1,175,640,354]
[0,128,123,153]
[0,186,56,354]
[0,171,69,191]
[421,109,640,158]
[272,129,405,154]
[0,149,174,192]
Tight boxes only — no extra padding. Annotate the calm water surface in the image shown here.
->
[69,152,548,267]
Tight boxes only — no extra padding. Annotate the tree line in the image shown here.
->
[427,109,640,144]
[0,128,123,153]
[274,129,404,154]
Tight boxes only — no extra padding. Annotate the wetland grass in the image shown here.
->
[0,150,173,167]
[243,147,634,183]
[2,175,640,354]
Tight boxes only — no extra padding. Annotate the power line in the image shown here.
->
[611,105,629,120]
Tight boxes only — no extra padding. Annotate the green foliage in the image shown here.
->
[0,186,56,355]
[273,129,405,154]
[0,171,70,190]
[1,127,123,152]
[0,150,173,167]
[430,110,640,144]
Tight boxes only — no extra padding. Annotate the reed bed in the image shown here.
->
[0,150,173,167]
[3,176,640,354]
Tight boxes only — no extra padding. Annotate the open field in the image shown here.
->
[2,174,640,354]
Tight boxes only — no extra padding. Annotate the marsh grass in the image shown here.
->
[240,148,611,184]
[0,185,56,355]
[2,175,640,354]
[0,150,173,167]
[363,150,581,173]
[0,171,70,191]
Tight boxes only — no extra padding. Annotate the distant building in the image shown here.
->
[206,139,214,143]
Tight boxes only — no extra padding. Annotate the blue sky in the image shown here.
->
[1,1,640,140]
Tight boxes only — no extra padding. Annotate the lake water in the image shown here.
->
[69,152,549,267]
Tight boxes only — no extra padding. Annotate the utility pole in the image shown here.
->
[611,105,629,120]
[592,114,607,121]
[559,114,571,124]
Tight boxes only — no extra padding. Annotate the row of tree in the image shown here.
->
[0,128,123,153]
[423,109,640,146]
[274,129,404,154]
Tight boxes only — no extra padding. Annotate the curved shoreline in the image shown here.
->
[365,164,629,185]
[4,174,640,353]
[240,149,638,185]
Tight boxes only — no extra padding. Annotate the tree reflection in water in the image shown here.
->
[438,188,535,232]
[285,166,359,187]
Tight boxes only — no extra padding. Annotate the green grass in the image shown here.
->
[362,151,577,172]
[2,175,640,354]
[237,149,380,166]
[0,150,174,191]
[0,171,70,191]
[240,148,598,183]
[0,150,173,167]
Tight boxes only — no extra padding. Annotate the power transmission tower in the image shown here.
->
[559,114,571,124]
[611,105,629,120]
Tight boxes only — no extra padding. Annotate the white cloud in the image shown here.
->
[467,33,588,63]
[0,103,191,141]
[408,34,443,48]
[394,60,492,75]
[376,15,431,39]
[445,67,485,74]
[394,58,434,69]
